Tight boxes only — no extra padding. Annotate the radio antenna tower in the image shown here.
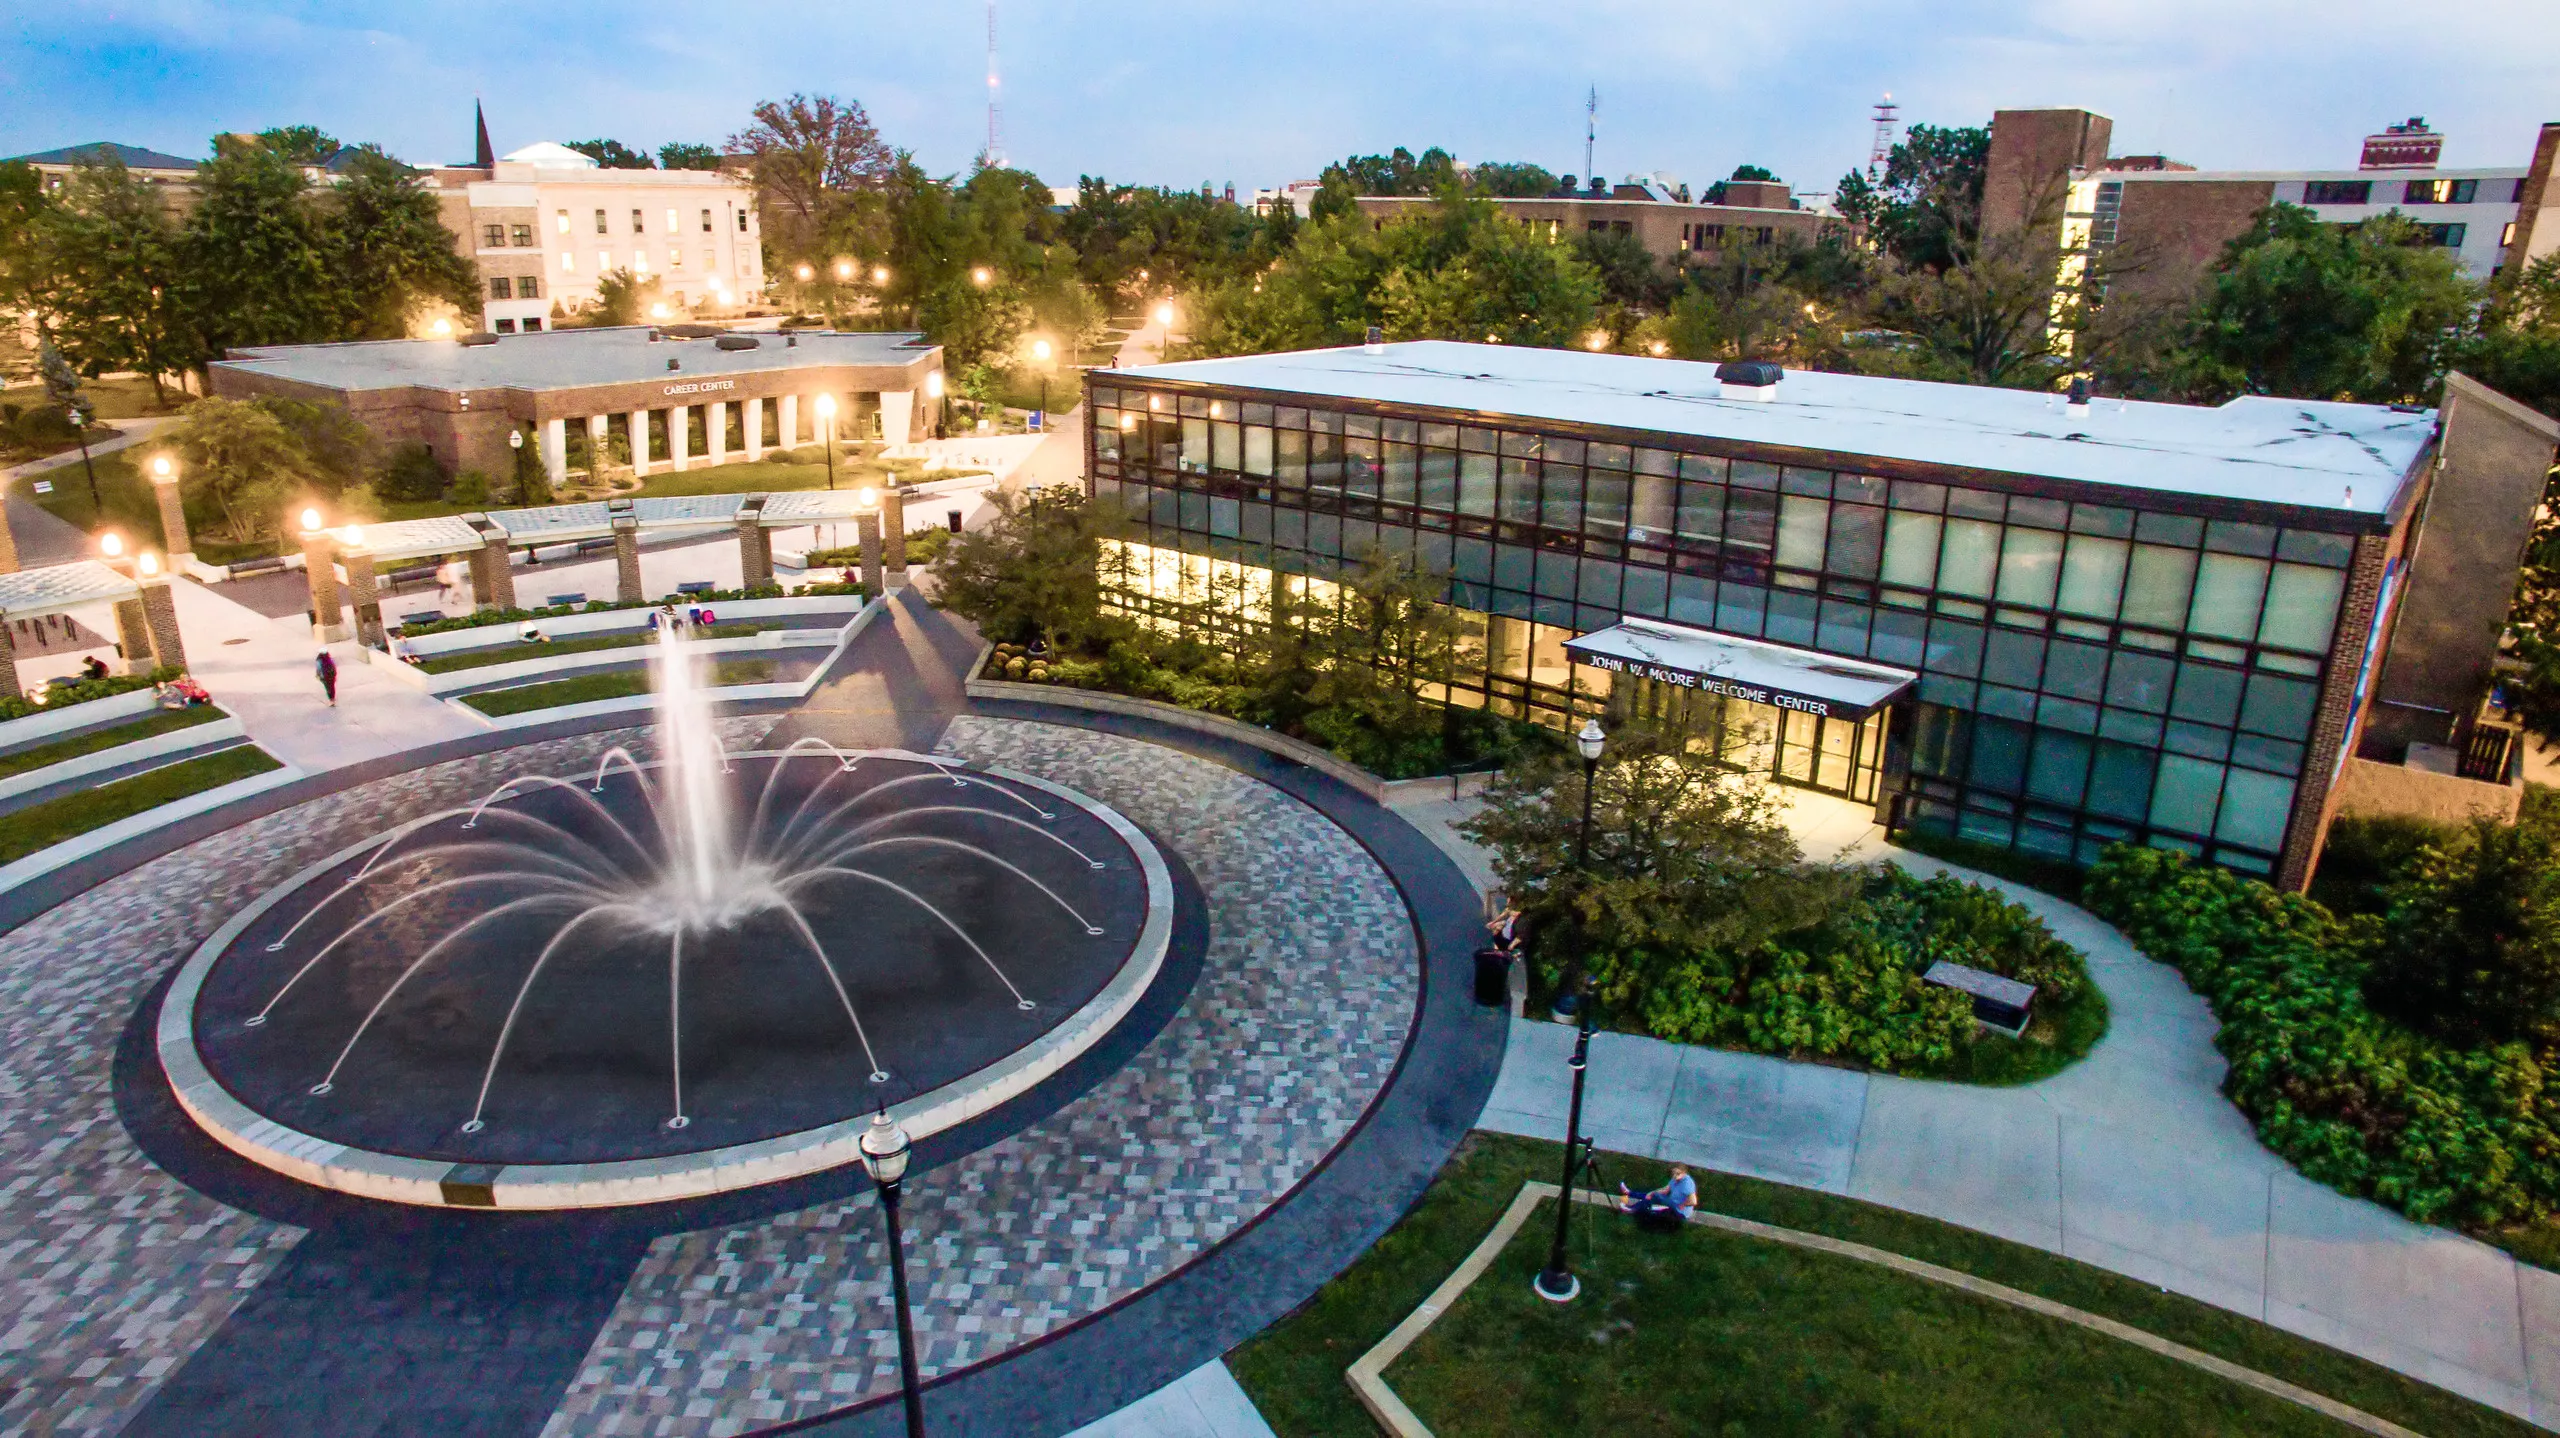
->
[1584,86,1597,183]
[1869,92,1899,177]
[984,0,1005,168]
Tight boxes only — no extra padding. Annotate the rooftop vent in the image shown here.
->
[1714,359,1782,401]
[1364,325,1384,356]
[457,331,501,347]
[786,333,798,347]
[2067,376,2091,418]
[667,356,680,371]
[715,334,761,351]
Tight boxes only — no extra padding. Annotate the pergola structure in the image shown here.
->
[302,489,904,644]
[0,559,183,702]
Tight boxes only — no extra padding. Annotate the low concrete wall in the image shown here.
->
[964,644,1501,804]
[390,594,865,656]
[0,688,161,751]
[0,714,245,805]
[451,592,887,727]
[2331,756,2523,826]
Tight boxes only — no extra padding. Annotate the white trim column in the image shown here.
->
[707,400,729,466]
[540,417,568,488]
[586,414,609,476]
[629,408,652,476]
[744,396,765,462]
[778,394,799,450]
[670,404,691,472]
[879,389,914,447]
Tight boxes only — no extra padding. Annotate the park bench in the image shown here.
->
[676,581,715,596]
[544,592,586,608]
[1923,961,2035,1038]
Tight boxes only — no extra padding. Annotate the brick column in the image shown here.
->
[613,515,644,603]
[881,485,908,588]
[0,619,18,700]
[345,547,385,649]
[138,578,186,672]
[302,530,348,643]
[857,511,883,598]
[152,473,194,562]
[735,503,774,591]
[475,531,517,611]
[2274,530,2397,892]
[113,597,154,673]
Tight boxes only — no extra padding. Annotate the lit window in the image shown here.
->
[510,224,533,247]
[634,251,649,273]
[597,250,609,271]
[736,209,748,233]
[561,252,574,271]
[594,208,607,234]
[666,207,679,233]
[556,209,570,234]
[702,249,714,270]
[670,248,683,268]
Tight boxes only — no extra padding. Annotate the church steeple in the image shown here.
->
[473,100,494,168]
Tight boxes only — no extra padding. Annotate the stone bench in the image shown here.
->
[1923,961,2035,1038]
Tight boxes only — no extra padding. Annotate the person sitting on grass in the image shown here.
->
[1619,1164,1697,1226]
[80,655,110,682]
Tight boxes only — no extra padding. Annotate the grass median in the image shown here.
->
[416,623,783,675]
[0,705,226,782]
[1230,1131,2538,1438]
[460,659,781,717]
[0,744,282,865]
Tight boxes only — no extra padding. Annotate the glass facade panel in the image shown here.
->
[2188,553,2269,640]
[1777,495,1829,571]
[2057,536,2128,618]
[2121,545,2197,630]
[2259,563,2346,652]
[1881,511,1941,589]
[2216,769,2295,851]
[1938,519,2000,597]
[1996,527,2065,609]
[2150,754,2224,835]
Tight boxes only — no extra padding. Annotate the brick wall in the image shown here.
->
[2277,526,2400,891]
[2103,178,2274,310]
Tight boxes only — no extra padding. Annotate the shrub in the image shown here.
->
[0,667,178,723]
[2309,813,2454,919]
[1005,655,1028,679]
[2085,844,2560,1228]
[377,442,446,502]
[448,469,493,506]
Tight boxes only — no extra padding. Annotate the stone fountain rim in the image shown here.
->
[155,749,1175,1211]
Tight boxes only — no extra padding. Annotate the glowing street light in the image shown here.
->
[814,393,839,492]
[98,532,123,558]
[152,454,174,480]
[971,266,992,287]
[925,370,945,399]
[1586,332,1609,352]
[835,259,854,281]
[796,263,814,282]
[1030,337,1056,424]
[872,265,890,284]
[650,302,671,320]
[138,550,161,577]
[855,485,879,511]
[301,507,324,534]
[431,317,454,337]
[1152,301,1176,332]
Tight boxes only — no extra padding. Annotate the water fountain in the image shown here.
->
[159,619,1171,1208]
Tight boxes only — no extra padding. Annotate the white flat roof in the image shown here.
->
[0,560,141,621]
[1116,341,2430,517]
[214,328,936,397]
[1566,618,1916,720]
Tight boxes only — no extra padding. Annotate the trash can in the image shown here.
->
[1473,947,1512,1008]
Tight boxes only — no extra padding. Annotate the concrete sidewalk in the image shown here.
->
[1477,847,2560,1429]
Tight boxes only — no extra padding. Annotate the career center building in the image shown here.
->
[209,326,942,487]
[1086,341,2560,889]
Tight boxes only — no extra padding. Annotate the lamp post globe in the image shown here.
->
[1575,717,1605,762]
[301,507,324,535]
[99,532,122,559]
[860,1111,927,1438]
[510,430,523,450]
[152,455,173,480]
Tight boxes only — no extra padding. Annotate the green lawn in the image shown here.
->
[459,658,781,716]
[0,744,282,865]
[416,623,780,675]
[0,705,226,781]
[1230,1132,2538,1438]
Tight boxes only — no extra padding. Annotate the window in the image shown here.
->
[701,207,714,233]
[561,251,574,271]
[556,209,570,234]
[518,275,539,300]
[737,208,749,233]
[2415,223,2468,248]
[2403,178,2479,205]
[522,317,543,332]
[2187,553,2269,639]
[489,276,512,299]
[511,223,533,247]
[2302,180,2371,205]
[482,223,505,248]
[596,250,610,272]
[493,318,516,333]
[666,207,679,233]
[633,250,650,273]
[2090,181,2123,248]
[594,208,608,234]
[670,247,683,268]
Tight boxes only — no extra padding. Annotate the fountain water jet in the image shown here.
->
[160,615,1172,1209]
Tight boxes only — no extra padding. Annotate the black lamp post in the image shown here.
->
[1534,717,1607,1303]
[859,1110,927,1438]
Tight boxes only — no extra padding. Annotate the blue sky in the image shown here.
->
[6,1,2555,192]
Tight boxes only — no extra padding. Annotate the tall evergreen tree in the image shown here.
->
[326,148,478,338]
[31,155,199,401]
[178,136,346,358]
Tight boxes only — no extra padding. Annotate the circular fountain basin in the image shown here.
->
[157,750,1172,1209]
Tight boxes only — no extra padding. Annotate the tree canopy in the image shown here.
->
[565,139,654,170]
[2181,204,2477,403]
[1834,124,1989,273]
[657,141,721,171]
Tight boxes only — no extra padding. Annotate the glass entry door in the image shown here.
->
[1609,675,1889,803]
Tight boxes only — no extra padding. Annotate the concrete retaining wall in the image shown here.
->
[0,714,245,805]
[0,688,161,750]
[2331,756,2523,827]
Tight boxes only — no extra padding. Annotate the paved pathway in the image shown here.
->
[2,417,177,567]
[1443,791,2560,1429]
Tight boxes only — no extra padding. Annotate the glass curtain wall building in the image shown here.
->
[1084,342,2435,888]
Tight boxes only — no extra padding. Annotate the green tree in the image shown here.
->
[2181,204,2479,403]
[658,141,721,171]
[376,441,446,502]
[1057,176,1284,304]
[1468,161,1559,198]
[325,148,479,339]
[2370,812,2560,1045]
[28,155,199,402]
[566,139,654,169]
[1703,163,1779,204]
[259,397,374,498]
[2455,254,2560,422]
[725,93,895,252]
[929,484,1119,653]
[1834,124,1989,273]
[167,396,313,544]
[36,342,100,508]
[178,136,347,357]
[0,159,46,319]
[1574,226,1665,310]
[1459,724,1848,1008]
[588,267,659,327]
[255,125,341,165]
[513,428,554,505]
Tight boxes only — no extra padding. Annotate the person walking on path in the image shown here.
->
[315,649,338,707]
